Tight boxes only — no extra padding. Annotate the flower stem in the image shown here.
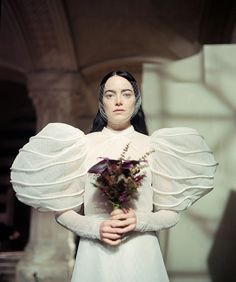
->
[112,203,121,210]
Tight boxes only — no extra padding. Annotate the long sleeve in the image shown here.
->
[55,210,103,240]
[135,210,180,232]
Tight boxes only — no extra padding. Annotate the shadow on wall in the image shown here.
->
[208,189,236,282]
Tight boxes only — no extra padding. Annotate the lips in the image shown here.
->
[113,109,124,112]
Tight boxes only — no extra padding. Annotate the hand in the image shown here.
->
[99,208,137,246]
[111,208,137,234]
[99,219,125,246]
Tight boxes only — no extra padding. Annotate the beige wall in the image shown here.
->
[142,44,236,282]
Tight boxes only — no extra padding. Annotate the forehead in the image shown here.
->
[104,75,133,90]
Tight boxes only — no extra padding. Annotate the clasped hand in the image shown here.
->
[99,208,136,246]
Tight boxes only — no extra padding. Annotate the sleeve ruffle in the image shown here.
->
[10,123,87,212]
[150,127,218,211]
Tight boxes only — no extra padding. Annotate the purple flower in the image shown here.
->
[88,144,152,210]
[88,158,118,174]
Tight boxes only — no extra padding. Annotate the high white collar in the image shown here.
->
[102,125,135,136]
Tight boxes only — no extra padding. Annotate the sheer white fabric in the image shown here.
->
[55,210,103,240]
[150,127,218,211]
[135,210,180,232]
[10,123,217,282]
[10,123,87,211]
[55,207,180,241]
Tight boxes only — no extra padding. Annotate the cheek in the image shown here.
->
[102,100,112,114]
[127,99,136,112]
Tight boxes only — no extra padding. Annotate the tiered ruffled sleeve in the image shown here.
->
[150,127,218,211]
[10,123,87,212]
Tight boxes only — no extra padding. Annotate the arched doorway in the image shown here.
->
[0,74,36,281]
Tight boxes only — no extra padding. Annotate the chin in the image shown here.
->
[112,117,130,123]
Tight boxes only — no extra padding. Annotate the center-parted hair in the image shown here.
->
[90,71,148,135]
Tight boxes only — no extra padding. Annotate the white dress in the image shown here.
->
[10,123,218,282]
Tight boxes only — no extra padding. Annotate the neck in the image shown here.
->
[107,122,131,131]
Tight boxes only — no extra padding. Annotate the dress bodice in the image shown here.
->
[83,126,153,215]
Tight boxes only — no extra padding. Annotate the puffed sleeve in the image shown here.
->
[10,123,87,212]
[150,127,218,211]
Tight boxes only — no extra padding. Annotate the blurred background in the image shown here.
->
[0,0,236,281]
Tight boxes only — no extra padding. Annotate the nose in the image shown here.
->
[115,94,123,106]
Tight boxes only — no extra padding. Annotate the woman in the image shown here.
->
[11,71,218,282]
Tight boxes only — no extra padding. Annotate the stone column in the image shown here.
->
[15,72,86,282]
[28,71,85,129]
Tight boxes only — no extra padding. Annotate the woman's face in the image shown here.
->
[102,75,136,130]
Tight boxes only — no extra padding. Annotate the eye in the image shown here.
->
[104,93,114,99]
[123,92,133,98]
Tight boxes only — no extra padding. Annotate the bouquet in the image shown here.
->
[88,143,153,210]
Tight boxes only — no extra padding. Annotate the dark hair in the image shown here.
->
[90,71,148,135]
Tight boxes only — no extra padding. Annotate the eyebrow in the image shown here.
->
[104,89,133,94]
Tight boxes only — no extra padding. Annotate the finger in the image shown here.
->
[110,219,129,227]
[104,222,136,235]
[112,209,136,220]
[103,218,136,231]
[102,220,121,227]
[112,218,136,228]
[122,208,130,214]
[101,225,121,234]
[102,238,121,246]
[101,232,122,240]
[111,212,135,220]
[101,223,127,234]
[107,226,128,234]
[111,209,123,216]
[111,213,129,220]
[119,223,136,233]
